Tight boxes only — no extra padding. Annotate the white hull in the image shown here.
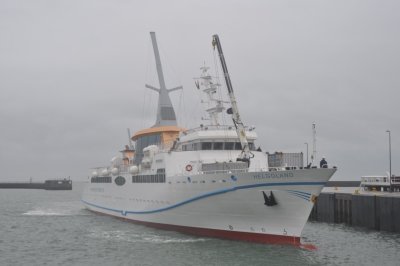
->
[82,168,335,244]
[83,33,337,245]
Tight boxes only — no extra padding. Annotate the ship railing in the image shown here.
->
[268,166,310,171]
[269,166,298,171]
[183,125,239,135]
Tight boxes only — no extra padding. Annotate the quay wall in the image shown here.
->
[310,192,400,233]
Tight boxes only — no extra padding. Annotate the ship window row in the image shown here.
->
[181,142,254,151]
[91,176,112,183]
[132,174,166,183]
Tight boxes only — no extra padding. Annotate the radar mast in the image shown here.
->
[196,66,225,126]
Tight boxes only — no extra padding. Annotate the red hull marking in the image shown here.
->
[88,209,305,246]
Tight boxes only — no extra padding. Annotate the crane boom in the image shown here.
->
[212,34,251,163]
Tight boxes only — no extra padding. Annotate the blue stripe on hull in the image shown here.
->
[286,192,311,201]
[82,181,325,215]
[285,190,312,196]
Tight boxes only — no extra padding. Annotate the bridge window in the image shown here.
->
[213,142,223,150]
[224,142,234,150]
[182,141,255,151]
[201,142,212,150]
[249,142,255,151]
[235,142,242,150]
[192,143,199,151]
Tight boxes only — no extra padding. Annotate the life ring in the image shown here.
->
[185,164,193,172]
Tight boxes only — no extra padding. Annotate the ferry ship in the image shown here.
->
[82,32,336,245]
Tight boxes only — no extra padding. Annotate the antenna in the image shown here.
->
[127,128,133,149]
[310,123,317,165]
[196,66,225,126]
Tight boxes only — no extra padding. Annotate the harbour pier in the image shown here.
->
[310,190,400,233]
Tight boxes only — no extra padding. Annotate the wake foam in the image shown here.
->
[23,201,87,216]
[23,209,72,216]
[142,235,208,244]
[88,229,208,244]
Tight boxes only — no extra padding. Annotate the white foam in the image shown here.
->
[23,209,68,216]
[23,201,88,216]
[142,235,208,244]
[88,229,208,244]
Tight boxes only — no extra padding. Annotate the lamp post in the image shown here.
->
[304,142,309,167]
[386,130,392,192]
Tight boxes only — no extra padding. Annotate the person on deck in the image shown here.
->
[320,157,328,168]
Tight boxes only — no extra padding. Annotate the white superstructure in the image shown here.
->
[82,32,336,245]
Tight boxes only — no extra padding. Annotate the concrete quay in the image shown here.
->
[310,187,400,233]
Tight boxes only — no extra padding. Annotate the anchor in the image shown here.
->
[262,191,277,206]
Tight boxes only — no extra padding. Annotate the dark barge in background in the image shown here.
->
[0,178,72,190]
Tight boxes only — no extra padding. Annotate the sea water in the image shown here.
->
[0,183,398,266]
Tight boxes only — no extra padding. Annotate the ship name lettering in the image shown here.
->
[253,172,294,179]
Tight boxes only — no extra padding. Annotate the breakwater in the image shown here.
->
[310,192,400,233]
[0,179,72,190]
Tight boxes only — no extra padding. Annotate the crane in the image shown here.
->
[212,34,252,164]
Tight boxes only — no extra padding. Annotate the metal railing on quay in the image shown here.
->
[391,177,400,184]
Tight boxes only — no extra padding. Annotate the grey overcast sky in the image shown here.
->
[1,0,399,181]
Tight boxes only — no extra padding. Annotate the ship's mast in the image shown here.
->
[310,122,317,165]
[197,66,225,126]
[212,34,251,163]
[145,32,182,127]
